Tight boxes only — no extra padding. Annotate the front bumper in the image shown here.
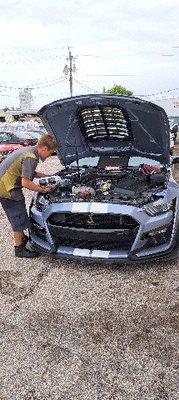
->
[30,201,179,263]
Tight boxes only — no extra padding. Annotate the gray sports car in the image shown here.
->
[30,94,179,263]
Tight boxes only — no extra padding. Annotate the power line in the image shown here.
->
[34,77,67,89]
[0,73,66,87]
[74,78,99,94]
[138,87,179,98]
[0,54,66,65]
[87,74,135,77]
[0,46,66,56]
[0,77,67,90]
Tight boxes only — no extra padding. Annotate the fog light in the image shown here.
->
[148,227,168,237]
[142,226,168,239]
[142,224,172,248]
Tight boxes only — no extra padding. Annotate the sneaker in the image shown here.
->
[15,244,39,258]
[22,234,29,246]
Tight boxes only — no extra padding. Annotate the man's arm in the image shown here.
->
[22,157,51,192]
[22,178,52,193]
[35,171,48,178]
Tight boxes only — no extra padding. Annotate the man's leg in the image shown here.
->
[13,231,24,246]
[0,197,39,258]
[13,231,29,248]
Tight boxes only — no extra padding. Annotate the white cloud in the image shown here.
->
[0,17,57,48]
[0,0,179,108]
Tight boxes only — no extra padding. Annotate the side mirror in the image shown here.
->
[171,156,179,164]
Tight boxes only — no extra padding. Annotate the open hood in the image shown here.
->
[38,94,170,165]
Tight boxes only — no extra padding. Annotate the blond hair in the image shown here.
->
[37,133,58,151]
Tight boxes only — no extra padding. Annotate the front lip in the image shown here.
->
[30,239,179,265]
[30,200,176,262]
[30,232,179,263]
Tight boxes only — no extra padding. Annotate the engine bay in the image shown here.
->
[37,163,168,207]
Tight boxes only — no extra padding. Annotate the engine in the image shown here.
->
[37,164,167,207]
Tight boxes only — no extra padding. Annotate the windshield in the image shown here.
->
[169,116,179,125]
[0,132,12,142]
[13,132,32,140]
[26,131,42,139]
[69,156,162,168]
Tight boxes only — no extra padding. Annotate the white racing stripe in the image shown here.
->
[92,250,110,258]
[73,248,91,257]
[71,202,108,214]
[73,248,110,258]
[90,203,108,213]
[71,203,89,212]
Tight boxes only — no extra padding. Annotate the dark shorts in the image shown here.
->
[0,197,30,232]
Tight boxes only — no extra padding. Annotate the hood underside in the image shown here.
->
[38,94,170,165]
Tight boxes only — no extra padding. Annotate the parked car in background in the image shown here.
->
[169,118,179,144]
[0,131,37,147]
[25,130,43,141]
[37,123,47,133]
[0,140,23,162]
[170,131,175,155]
[0,131,38,162]
[30,94,179,263]
[169,116,179,125]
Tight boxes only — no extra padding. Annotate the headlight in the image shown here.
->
[36,195,50,211]
[143,200,174,216]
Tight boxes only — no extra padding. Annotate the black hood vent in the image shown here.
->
[80,106,130,141]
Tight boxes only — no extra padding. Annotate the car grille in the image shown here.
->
[57,237,134,251]
[47,213,139,251]
[48,212,138,230]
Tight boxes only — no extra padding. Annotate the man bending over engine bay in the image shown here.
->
[0,133,58,258]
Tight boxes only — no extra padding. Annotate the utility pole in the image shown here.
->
[69,49,73,97]
[63,47,76,97]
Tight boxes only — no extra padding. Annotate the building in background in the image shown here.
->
[0,110,6,122]
[19,88,33,112]
[0,109,38,123]
[0,109,14,123]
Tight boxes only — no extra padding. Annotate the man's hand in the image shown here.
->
[22,178,53,193]
[40,186,53,193]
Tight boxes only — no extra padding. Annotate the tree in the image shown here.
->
[106,84,133,96]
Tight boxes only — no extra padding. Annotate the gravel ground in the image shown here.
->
[0,151,179,400]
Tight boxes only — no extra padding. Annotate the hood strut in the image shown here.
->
[75,146,80,178]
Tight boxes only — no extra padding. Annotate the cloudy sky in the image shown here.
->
[0,0,179,109]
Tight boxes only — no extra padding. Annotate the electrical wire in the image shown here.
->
[0,54,66,65]
[138,87,179,98]
[74,78,99,94]
[0,46,66,55]
[0,73,66,87]
[34,77,67,89]
[76,77,179,99]
[0,77,67,90]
